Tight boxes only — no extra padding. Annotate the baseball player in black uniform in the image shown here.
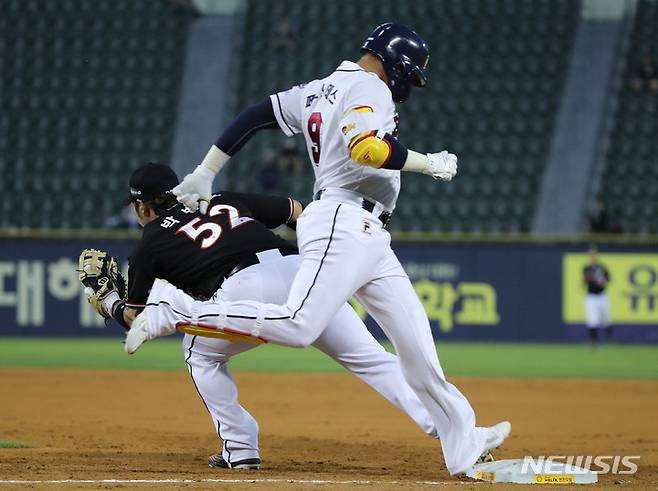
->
[80,163,438,470]
[121,163,299,314]
[583,245,612,345]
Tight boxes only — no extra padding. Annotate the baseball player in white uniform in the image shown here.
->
[133,23,511,475]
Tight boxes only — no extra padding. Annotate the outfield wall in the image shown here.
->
[0,234,656,342]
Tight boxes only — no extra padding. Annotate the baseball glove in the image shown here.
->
[78,249,126,319]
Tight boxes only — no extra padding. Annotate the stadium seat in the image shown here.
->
[599,0,658,233]
[2,0,581,232]
[1,0,196,228]
[224,0,581,233]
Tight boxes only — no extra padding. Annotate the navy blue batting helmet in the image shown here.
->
[361,23,429,103]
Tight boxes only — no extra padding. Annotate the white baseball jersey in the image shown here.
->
[270,60,401,210]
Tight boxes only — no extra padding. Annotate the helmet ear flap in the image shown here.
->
[388,69,412,103]
[382,61,400,86]
[395,58,407,75]
[397,56,427,88]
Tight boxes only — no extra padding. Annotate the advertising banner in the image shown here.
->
[0,237,656,342]
[0,238,136,337]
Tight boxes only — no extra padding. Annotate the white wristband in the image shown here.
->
[401,149,430,174]
[200,145,230,175]
[193,164,216,180]
[102,291,122,317]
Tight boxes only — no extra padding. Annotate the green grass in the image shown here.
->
[0,440,37,448]
[0,338,656,380]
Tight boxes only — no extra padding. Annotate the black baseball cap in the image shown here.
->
[127,163,179,203]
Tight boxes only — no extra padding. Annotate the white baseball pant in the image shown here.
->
[585,293,611,328]
[148,189,487,474]
[175,251,437,465]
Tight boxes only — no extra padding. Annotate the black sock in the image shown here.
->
[588,328,598,343]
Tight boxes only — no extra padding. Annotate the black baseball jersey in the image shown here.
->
[583,263,610,295]
[125,192,297,307]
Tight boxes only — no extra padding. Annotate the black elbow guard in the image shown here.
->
[380,133,408,170]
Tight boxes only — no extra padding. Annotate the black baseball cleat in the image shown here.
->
[476,451,496,464]
[208,453,261,470]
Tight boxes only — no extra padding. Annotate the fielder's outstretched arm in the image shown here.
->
[225,192,303,229]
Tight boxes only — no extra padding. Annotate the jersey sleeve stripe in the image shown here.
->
[125,302,146,308]
[273,93,295,136]
[352,105,373,113]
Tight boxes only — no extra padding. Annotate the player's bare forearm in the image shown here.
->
[123,306,139,328]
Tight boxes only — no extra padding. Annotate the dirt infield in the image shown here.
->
[0,368,656,490]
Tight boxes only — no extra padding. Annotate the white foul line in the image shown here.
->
[0,478,479,486]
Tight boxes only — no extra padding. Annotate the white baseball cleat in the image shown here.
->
[478,421,512,462]
[124,311,152,354]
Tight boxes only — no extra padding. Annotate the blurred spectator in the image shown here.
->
[105,204,140,229]
[630,52,658,92]
[258,140,309,191]
[587,198,623,234]
[587,198,610,233]
[273,16,294,51]
[258,149,281,192]
[276,139,305,173]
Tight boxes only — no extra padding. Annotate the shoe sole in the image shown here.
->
[231,463,260,470]
[208,455,260,470]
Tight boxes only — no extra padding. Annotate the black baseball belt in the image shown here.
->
[313,189,392,228]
